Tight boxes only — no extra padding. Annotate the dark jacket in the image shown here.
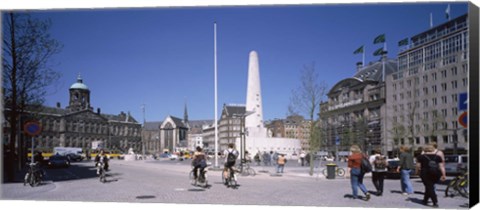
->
[399,152,415,170]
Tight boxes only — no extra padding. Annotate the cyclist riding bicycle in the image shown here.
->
[192,146,208,181]
[95,150,109,175]
[223,143,239,185]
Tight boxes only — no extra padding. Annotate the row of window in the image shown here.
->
[393,65,467,90]
[394,133,468,146]
[393,105,458,118]
[392,81,467,103]
[392,90,463,107]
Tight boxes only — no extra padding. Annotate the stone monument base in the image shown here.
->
[124,154,136,161]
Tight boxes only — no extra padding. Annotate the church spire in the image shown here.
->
[184,99,189,124]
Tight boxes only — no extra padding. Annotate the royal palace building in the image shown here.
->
[3,75,142,153]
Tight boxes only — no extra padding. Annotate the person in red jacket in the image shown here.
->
[347,145,371,201]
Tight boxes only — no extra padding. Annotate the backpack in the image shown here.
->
[227,150,237,164]
[424,154,440,175]
[360,155,372,173]
[373,155,387,170]
[194,154,207,168]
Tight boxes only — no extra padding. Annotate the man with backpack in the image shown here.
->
[223,143,239,185]
[369,148,388,196]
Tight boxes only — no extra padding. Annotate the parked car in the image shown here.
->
[444,154,468,176]
[385,159,417,179]
[159,153,171,158]
[170,154,179,160]
[47,155,70,168]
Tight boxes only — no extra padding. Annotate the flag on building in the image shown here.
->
[398,38,408,46]
[373,47,384,56]
[353,45,364,54]
[446,4,451,20]
[373,34,386,44]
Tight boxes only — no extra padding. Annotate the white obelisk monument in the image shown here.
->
[245,51,267,137]
[242,50,301,157]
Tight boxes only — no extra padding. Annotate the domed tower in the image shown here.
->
[67,74,92,112]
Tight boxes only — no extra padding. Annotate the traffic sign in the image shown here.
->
[458,92,468,111]
[335,136,340,146]
[458,112,467,128]
[24,121,42,136]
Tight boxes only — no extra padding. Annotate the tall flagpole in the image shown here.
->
[362,47,365,66]
[214,21,219,168]
[430,13,433,28]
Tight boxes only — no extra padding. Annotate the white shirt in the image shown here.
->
[369,154,387,172]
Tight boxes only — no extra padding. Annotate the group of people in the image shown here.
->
[346,142,447,208]
[190,143,240,185]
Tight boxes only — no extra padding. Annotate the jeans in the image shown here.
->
[277,164,284,173]
[372,171,386,194]
[350,168,368,198]
[400,169,414,194]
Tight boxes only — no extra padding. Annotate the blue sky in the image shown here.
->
[22,2,468,122]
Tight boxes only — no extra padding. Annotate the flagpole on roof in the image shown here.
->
[430,13,433,28]
[446,4,451,21]
[363,46,365,66]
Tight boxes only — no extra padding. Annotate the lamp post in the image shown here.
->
[233,111,254,172]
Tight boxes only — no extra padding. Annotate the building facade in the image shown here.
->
[3,75,142,153]
[218,104,245,151]
[159,115,188,153]
[265,115,312,151]
[319,56,398,156]
[386,14,469,155]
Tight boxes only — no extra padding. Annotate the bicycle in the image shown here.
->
[322,166,345,177]
[240,162,256,177]
[189,167,208,188]
[222,167,238,189]
[24,162,43,187]
[97,162,107,183]
[445,172,468,198]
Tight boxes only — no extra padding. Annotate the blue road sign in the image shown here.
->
[458,92,468,111]
[335,136,340,146]
[24,121,42,136]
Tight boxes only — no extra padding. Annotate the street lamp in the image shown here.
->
[232,111,254,172]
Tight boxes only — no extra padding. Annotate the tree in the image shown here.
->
[288,63,328,176]
[389,122,406,157]
[2,12,62,181]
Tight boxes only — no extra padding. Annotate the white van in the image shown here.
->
[444,155,468,176]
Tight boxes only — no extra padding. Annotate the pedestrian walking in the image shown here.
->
[254,151,261,166]
[397,145,415,196]
[263,151,270,166]
[347,145,371,201]
[415,144,446,208]
[271,151,278,166]
[276,154,287,173]
[299,151,306,166]
[369,148,388,196]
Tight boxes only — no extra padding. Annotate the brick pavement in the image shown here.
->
[0,159,471,209]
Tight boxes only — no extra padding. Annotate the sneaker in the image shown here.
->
[432,204,439,208]
[402,192,408,196]
[365,193,371,201]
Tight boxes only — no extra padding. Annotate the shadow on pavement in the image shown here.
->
[408,197,428,206]
[136,195,156,199]
[343,194,368,201]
